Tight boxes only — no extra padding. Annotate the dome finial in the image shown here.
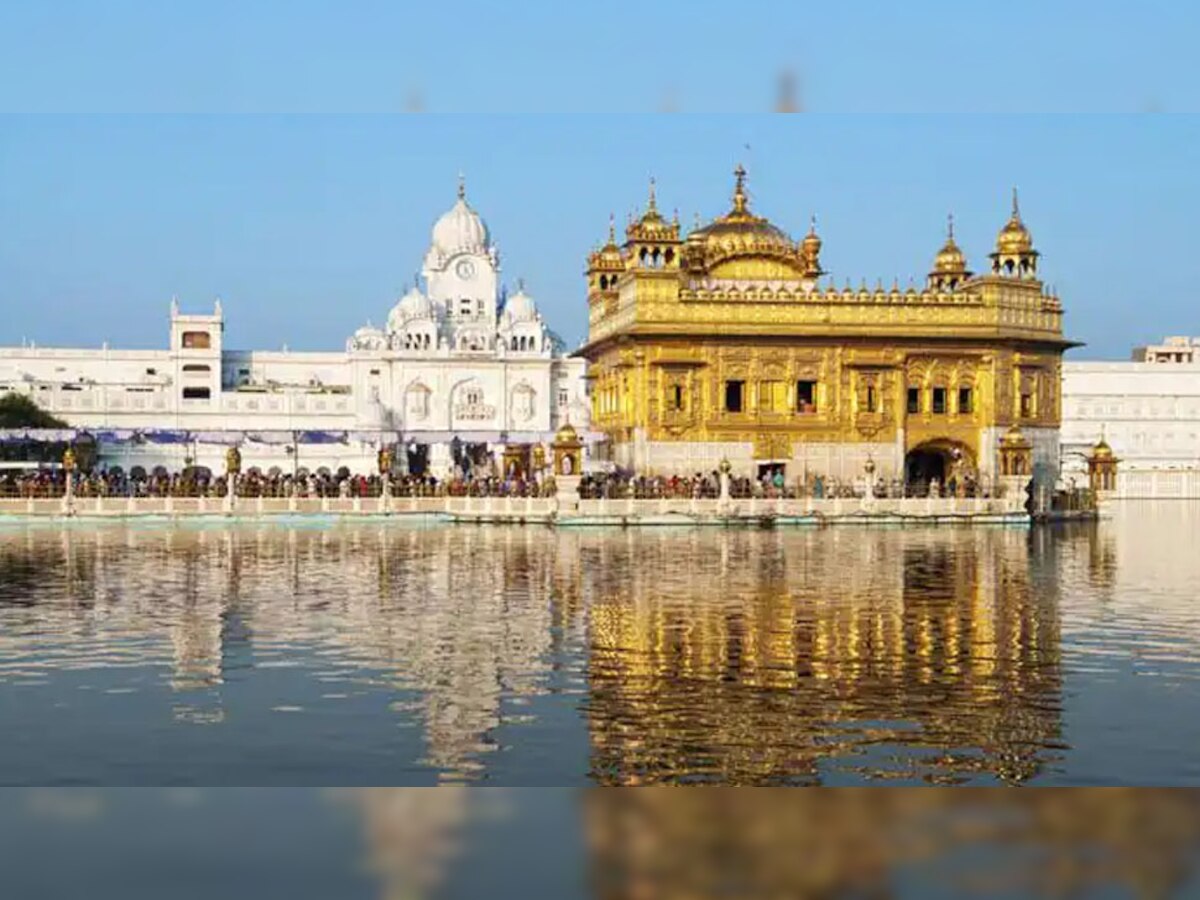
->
[457,171,466,201]
[607,212,616,244]
[732,163,748,214]
[947,212,955,241]
[647,176,657,213]
[809,214,818,235]
[1011,186,1020,221]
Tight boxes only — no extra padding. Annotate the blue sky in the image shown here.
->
[0,0,1196,113]
[2,115,1197,359]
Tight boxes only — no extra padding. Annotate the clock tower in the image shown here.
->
[423,175,500,332]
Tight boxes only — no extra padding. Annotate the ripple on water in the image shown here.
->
[0,507,1197,785]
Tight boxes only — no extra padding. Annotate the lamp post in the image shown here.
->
[61,445,76,515]
[225,445,241,515]
[378,444,394,503]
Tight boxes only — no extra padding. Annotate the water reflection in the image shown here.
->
[583,529,1061,784]
[4,788,1200,899]
[1,508,1200,785]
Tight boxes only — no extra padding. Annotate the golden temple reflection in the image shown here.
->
[579,528,1062,785]
[582,789,1200,900]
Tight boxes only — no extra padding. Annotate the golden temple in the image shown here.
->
[581,167,1076,487]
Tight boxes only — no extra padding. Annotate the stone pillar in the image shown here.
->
[555,474,582,515]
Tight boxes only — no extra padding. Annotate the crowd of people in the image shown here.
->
[0,465,558,501]
[578,470,1001,501]
[2,458,1001,503]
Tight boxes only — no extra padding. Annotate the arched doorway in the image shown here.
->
[905,440,975,496]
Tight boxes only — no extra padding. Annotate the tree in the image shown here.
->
[0,393,68,428]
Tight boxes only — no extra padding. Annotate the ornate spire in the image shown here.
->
[732,163,748,214]
[647,176,657,214]
[1011,186,1020,220]
[947,212,956,241]
[457,171,466,201]
[607,212,616,245]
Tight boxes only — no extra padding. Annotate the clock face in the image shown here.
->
[455,259,476,280]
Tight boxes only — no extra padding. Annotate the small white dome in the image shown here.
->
[350,323,386,350]
[431,193,489,258]
[354,323,384,339]
[387,286,433,331]
[504,288,539,324]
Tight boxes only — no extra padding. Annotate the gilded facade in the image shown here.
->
[580,167,1075,486]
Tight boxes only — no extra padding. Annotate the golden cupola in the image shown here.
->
[625,178,680,243]
[800,216,825,280]
[587,214,626,301]
[990,188,1039,280]
[681,164,816,284]
[928,214,971,290]
[624,178,681,270]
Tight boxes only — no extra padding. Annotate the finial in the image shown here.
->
[672,207,680,227]
[809,214,818,235]
[607,212,616,244]
[457,171,466,200]
[947,212,955,240]
[1011,186,1020,220]
[517,276,526,293]
[647,176,657,213]
[694,211,702,230]
[732,163,748,213]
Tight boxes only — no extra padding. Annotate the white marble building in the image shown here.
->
[0,180,591,476]
[1062,338,1200,498]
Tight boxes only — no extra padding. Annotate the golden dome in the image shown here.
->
[626,177,679,243]
[932,215,969,274]
[554,422,579,444]
[683,165,808,276]
[1090,436,1114,459]
[589,214,625,272]
[1001,424,1031,448]
[995,188,1034,255]
[801,216,823,255]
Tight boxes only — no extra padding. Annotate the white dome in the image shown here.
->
[431,196,489,258]
[387,286,433,331]
[354,323,384,339]
[504,288,539,324]
[350,323,386,350]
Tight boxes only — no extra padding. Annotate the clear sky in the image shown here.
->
[1,0,1197,113]
[2,115,1197,359]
